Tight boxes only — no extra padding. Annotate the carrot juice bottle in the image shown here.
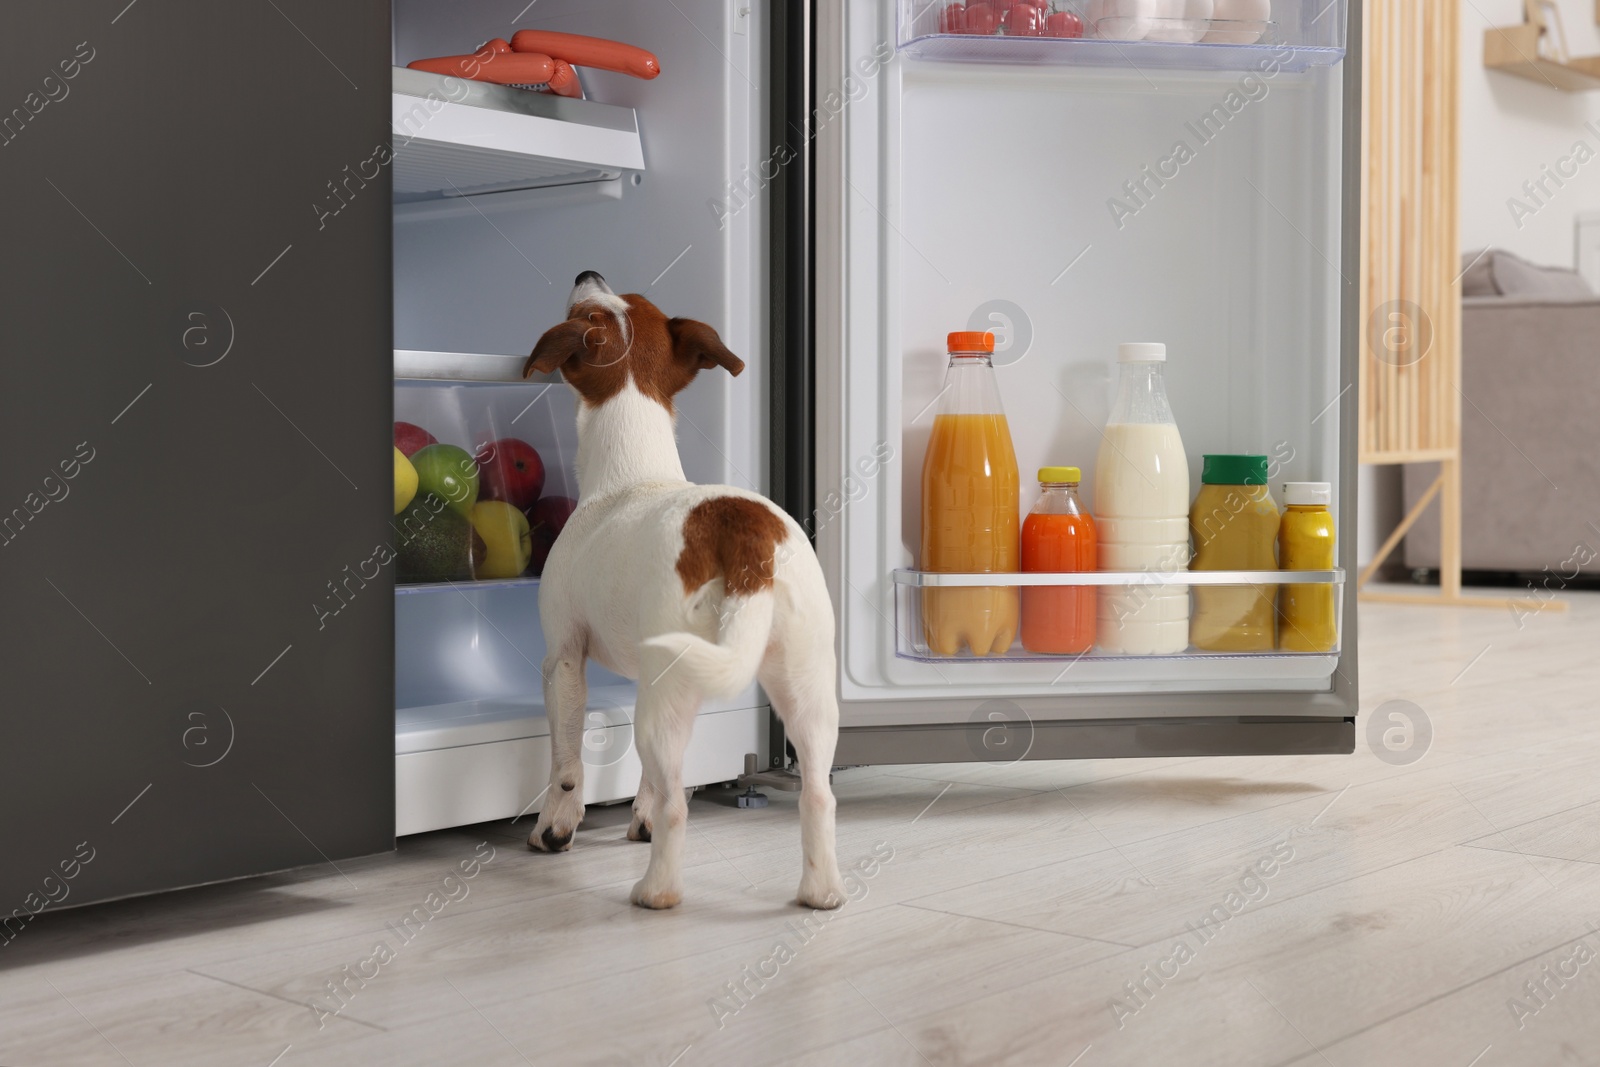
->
[1021,467,1098,654]
[920,331,1020,657]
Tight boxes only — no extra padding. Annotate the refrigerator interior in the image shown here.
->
[818,0,1355,726]
[389,0,771,834]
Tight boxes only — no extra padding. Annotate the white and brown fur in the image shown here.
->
[523,271,845,911]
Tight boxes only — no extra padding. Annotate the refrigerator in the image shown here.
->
[0,0,1357,912]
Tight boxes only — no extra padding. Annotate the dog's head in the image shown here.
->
[524,271,744,414]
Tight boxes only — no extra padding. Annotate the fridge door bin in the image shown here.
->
[896,0,1345,70]
[892,568,1343,661]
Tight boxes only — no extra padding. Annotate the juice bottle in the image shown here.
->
[1021,467,1097,654]
[1278,482,1337,652]
[1094,342,1190,655]
[920,331,1020,657]
[1189,454,1279,651]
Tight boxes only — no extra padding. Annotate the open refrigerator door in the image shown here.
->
[813,0,1361,760]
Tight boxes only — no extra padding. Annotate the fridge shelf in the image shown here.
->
[391,67,645,204]
[892,569,1342,663]
[394,349,555,384]
[397,577,542,596]
[898,2,1345,72]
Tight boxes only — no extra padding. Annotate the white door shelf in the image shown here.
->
[391,67,645,204]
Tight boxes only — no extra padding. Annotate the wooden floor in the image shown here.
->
[5,588,1600,1066]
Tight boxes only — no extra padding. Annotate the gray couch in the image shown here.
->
[1403,250,1600,575]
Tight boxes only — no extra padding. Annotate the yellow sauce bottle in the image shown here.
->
[1189,454,1279,651]
[1277,482,1337,652]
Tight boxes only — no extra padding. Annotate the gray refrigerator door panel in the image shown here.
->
[0,1,393,912]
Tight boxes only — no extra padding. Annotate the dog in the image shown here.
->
[521,271,846,911]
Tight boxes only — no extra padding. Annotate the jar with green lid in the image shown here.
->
[1188,454,1280,651]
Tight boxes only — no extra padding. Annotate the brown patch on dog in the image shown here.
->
[676,497,789,598]
[525,295,743,414]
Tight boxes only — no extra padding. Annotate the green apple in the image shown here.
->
[470,500,532,579]
[409,444,479,516]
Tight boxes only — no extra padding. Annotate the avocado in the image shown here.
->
[395,492,486,582]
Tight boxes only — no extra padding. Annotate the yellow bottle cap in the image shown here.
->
[1038,466,1081,483]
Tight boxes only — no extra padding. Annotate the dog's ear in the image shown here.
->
[525,318,589,379]
[669,318,745,377]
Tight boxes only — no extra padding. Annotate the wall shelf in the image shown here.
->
[1484,22,1600,91]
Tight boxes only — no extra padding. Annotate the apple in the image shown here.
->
[470,501,533,579]
[939,2,966,32]
[475,437,546,510]
[394,447,418,515]
[525,495,578,576]
[409,444,480,516]
[394,421,437,457]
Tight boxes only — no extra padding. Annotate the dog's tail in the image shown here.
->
[639,591,774,699]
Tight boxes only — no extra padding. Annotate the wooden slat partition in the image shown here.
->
[1357,0,1507,606]
[1359,0,1458,462]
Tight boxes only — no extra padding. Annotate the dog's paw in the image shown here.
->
[630,877,682,910]
[796,871,847,910]
[528,822,575,853]
[626,818,652,843]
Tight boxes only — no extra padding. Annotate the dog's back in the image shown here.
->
[541,482,828,696]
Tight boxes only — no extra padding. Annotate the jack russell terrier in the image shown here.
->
[522,271,846,911]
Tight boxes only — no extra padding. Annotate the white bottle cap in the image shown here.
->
[1118,342,1166,362]
[1283,482,1332,506]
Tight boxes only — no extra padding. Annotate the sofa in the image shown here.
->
[1402,249,1600,576]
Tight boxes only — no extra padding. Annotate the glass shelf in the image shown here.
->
[395,350,560,384]
[396,577,542,596]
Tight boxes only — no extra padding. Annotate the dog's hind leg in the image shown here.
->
[628,654,703,908]
[530,646,588,853]
[760,618,847,910]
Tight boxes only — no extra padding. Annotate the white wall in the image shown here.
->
[1459,0,1600,266]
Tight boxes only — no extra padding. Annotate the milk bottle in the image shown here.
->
[1094,342,1190,654]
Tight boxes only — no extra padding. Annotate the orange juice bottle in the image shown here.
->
[1021,467,1097,654]
[920,331,1020,656]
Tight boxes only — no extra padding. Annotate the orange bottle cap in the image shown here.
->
[946,331,995,353]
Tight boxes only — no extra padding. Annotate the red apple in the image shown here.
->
[1044,10,1083,36]
[394,422,437,457]
[475,437,546,510]
[524,495,578,576]
[939,2,966,32]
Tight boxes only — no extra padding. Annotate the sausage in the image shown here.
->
[509,29,661,79]
[545,59,583,98]
[408,50,555,85]
[481,37,513,54]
